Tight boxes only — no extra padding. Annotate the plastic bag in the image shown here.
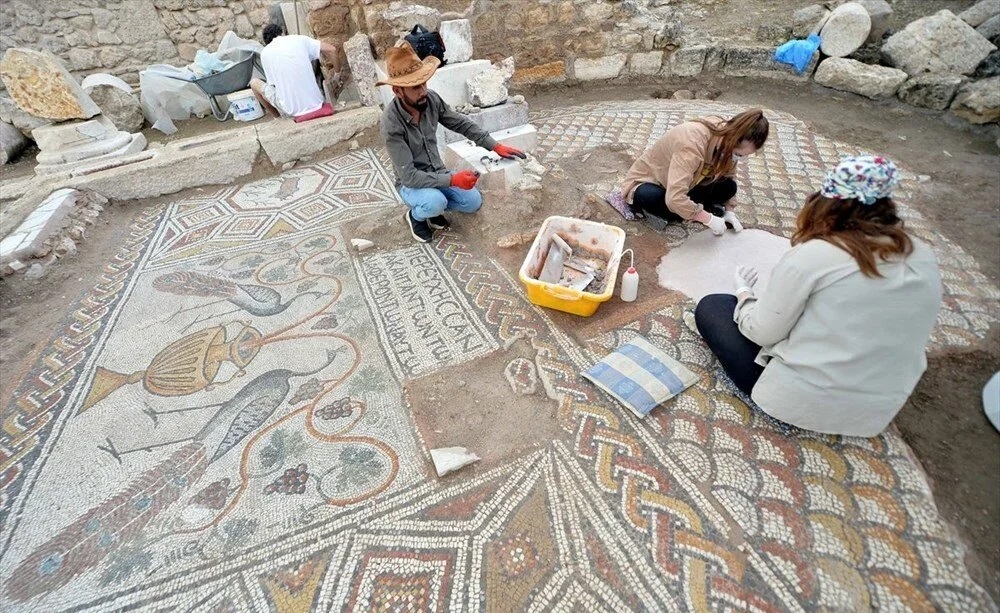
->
[774,33,821,75]
[139,65,211,134]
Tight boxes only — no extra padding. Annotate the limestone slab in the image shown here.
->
[256,106,380,165]
[0,48,101,121]
[820,2,872,57]
[574,54,627,81]
[815,57,908,98]
[444,140,523,192]
[441,19,473,64]
[344,32,380,107]
[437,101,530,145]
[35,133,148,176]
[854,0,893,42]
[883,10,997,75]
[490,124,538,154]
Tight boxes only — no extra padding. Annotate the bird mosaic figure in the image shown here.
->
[150,270,325,329]
[7,349,342,602]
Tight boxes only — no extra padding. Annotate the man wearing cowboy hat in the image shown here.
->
[378,44,526,243]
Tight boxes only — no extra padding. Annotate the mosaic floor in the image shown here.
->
[1,101,997,613]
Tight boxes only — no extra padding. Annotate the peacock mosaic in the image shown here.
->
[0,103,996,612]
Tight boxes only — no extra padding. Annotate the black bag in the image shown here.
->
[404,24,447,65]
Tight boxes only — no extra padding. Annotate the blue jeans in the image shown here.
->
[399,186,482,221]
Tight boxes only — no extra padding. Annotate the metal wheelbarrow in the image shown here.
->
[173,51,258,121]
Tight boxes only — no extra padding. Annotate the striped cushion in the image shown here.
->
[583,335,699,418]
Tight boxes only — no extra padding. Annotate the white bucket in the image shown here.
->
[227,89,264,121]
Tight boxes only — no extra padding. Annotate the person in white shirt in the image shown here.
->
[250,24,342,118]
[694,155,943,437]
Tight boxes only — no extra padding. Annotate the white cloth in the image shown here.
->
[735,237,942,437]
[260,35,323,117]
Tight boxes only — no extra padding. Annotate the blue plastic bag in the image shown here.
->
[774,34,821,74]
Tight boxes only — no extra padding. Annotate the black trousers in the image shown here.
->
[632,177,738,221]
[694,294,764,396]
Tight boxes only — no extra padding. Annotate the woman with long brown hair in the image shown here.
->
[617,109,770,234]
[693,155,942,436]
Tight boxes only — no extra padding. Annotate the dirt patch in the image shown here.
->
[895,328,1000,602]
[404,339,565,476]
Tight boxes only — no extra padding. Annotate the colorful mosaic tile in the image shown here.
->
[0,101,995,612]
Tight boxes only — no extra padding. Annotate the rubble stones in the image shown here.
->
[978,14,1000,43]
[950,76,1000,123]
[854,0,893,42]
[0,121,28,165]
[897,74,965,110]
[815,57,908,98]
[440,19,473,64]
[793,4,831,38]
[467,64,509,107]
[85,85,144,133]
[820,3,872,58]
[756,24,793,45]
[383,4,441,38]
[883,10,997,76]
[959,0,1000,28]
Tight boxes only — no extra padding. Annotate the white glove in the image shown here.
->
[734,265,759,297]
[723,210,743,233]
[704,214,726,236]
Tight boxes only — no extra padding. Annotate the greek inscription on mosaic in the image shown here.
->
[358,245,498,379]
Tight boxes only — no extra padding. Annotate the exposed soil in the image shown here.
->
[2,74,998,600]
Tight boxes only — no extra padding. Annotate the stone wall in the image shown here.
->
[309,0,691,85]
[0,0,271,87]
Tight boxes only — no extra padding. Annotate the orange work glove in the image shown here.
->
[493,143,526,159]
[450,169,480,190]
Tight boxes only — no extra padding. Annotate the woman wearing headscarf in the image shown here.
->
[616,109,770,234]
[694,155,942,437]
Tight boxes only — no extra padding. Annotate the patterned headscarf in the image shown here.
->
[819,155,900,206]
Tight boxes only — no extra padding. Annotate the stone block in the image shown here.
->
[490,124,538,154]
[512,61,566,85]
[376,59,491,108]
[344,32,379,107]
[670,46,707,77]
[979,14,1000,42]
[814,57,908,98]
[854,0,892,42]
[756,25,793,45]
[257,106,379,165]
[883,10,997,76]
[724,46,819,80]
[441,19,472,64]
[574,54,627,81]
[308,4,349,38]
[280,1,313,36]
[0,121,28,165]
[443,140,523,192]
[383,4,440,37]
[0,48,102,121]
[820,2,871,57]
[628,51,663,75]
[793,4,831,38]
[950,76,1000,123]
[959,0,1000,28]
[897,74,965,110]
[0,188,77,265]
[437,101,530,145]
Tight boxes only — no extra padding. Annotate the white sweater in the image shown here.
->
[735,237,942,437]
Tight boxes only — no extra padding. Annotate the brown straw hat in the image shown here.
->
[375,43,440,87]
